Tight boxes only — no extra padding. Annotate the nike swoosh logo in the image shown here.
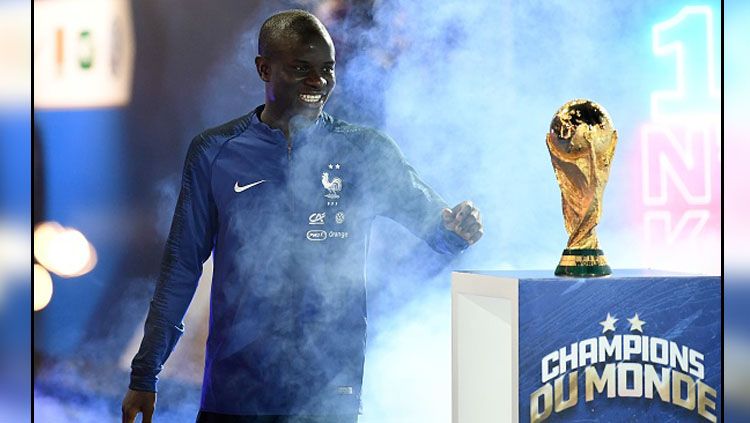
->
[234,180,266,193]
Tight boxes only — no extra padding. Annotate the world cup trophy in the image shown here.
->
[546,99,618,277]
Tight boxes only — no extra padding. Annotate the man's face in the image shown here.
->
[260,30,336,122]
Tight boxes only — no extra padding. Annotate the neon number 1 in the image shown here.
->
[651,6,719,120]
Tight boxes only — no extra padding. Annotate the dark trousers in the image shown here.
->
[196,411,358,423]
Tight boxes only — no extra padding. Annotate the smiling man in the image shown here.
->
[256,15,336,136]
[122,9,482,423]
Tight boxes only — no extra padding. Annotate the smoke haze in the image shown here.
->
[31,0,721,420]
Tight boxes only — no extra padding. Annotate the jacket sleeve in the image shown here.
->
[365,130,468,255]
[129,134,219,392]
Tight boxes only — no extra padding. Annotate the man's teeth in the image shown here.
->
[300,94,323,103]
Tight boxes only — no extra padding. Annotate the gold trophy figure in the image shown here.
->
[546,99,617,277]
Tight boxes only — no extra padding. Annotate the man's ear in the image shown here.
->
[255,56,271,82]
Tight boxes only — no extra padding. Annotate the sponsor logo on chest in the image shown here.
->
[307,162,350,242]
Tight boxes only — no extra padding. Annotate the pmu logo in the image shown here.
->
[306,230,327,241]
[530,313,717,422]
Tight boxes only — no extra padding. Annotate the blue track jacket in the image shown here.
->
[129,105,468,415]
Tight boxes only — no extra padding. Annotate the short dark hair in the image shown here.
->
[258,9,331,57]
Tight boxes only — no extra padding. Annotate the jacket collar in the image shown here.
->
[249,105,332,143]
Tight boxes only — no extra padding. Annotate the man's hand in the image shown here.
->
[442,200,483,245]
[122,389,156,423]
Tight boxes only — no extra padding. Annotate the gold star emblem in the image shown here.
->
[599,313,618,333]
[627,313,646,332]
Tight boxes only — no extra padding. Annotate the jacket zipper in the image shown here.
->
[286,137,300,346]
[287,139,293,213]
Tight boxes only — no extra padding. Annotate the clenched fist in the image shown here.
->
[442,200,483,245]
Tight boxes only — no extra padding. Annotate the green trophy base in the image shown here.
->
[555,248,612,277]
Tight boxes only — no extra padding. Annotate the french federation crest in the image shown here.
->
[321,171,342,199]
